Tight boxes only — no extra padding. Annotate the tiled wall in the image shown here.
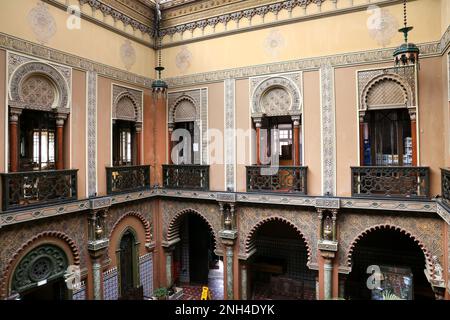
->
[103,267,119,300]
[139,253,154,298]
[72,281,86,300]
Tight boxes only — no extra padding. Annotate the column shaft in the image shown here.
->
[241,263,248,300]
[92,260,102,300]
[56,122,64,170]
[323,259,333,300]
[9,119,19,172]
[135,128,142,165]
[226,246,234,300]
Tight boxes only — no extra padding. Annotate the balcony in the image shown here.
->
[351,166,430,199]
[441,168,450,207]
[162,165,209,191]
[106,165,151,195]
[246,166,308,194]
[0,169,78,211]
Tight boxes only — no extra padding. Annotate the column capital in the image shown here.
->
[291,115,301,126]
[168,123,175,132]
[408,107,417,121]
[9,107,22,123]
[135,122,143,132]
[359,110,366,123]
[252,117,263,127]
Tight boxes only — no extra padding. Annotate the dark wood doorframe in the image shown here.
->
[117,228,141,299]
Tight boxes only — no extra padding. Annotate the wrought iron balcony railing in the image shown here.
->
[106,165,151,195]
[351,166,430,199]
[162,165,209,191]
[246,166,308,194]
[441,168,450,205]
[0,169,78,211]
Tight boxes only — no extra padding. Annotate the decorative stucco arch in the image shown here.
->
[166,208,218,251]
[244,215,313,265]
[251,76,302,117]
[360,73,415,111]
[1,231,80,298]
[109,211,152,244]
[345,224,434,274]
[9,61,70,111]
[113,91,142,123]
[168,94,200,124]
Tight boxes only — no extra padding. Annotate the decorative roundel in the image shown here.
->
[12,245,68,293]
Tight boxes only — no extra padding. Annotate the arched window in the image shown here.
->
[359,73,416,167]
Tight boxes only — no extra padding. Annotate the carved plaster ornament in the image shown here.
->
[120,40,137,71]
[366,5,398,47]
[176,46,192,72]
[264,29,286,57]
[27,2,57,45]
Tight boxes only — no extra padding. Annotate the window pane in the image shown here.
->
[41,130,48,167]
[33,131,40,163]
[126,131,131,163]
[49,131,55,163]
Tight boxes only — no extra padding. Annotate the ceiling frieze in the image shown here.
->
[101,0,154,24]
[78,0,155,36]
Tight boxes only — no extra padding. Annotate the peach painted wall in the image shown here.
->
[418,57,446,197]
[442,50,450,168]
[71,69,87,198]
[97,76,112,196]
[235,79,250,193]
[207,82,225,192]
[303,71,322,196]
[0,49,6,174]
[334,62,391,197]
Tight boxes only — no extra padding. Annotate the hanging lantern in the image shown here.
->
[152,1,168,90]
[393,0,419,68]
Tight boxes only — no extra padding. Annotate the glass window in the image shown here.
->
[364,109,412,166]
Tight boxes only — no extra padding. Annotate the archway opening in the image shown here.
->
[345,228,434,300]
[172,213,223,300]
[118,230,141,300]
[247,219,315,300]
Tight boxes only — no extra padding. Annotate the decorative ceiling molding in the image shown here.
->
[42,0,155,47]
[158,0,403,41]
[78,0,155,35]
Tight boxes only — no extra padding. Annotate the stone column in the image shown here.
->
[241,261,248,300]
[165,247,174,288]
[254,118,262,165]
[316,203,339,300]
[9,108,22,172]
[292,115,300,166]
[92,259,102,300]
[135,123,142,165]
[323,256,333,300]
[56,115,66,170]
[87,202,111,300]
[226,244,234,299]
[359,112,366,166]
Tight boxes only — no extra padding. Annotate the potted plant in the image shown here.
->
[154,287,168,300]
